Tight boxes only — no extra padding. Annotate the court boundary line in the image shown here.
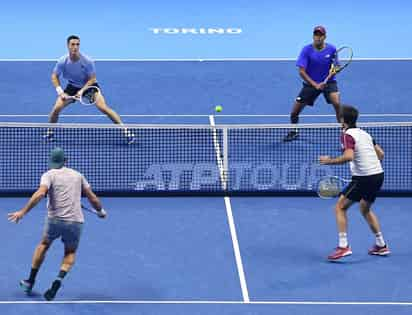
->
[209,115,250,303]
[223,196,249,303]
[1,114,412,118]
[1,58,412,62]
[1,300,411,305]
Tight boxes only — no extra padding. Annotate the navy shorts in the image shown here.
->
[64,82,100,96]
[64,83,101,103]
[341,173,384,203]
[43,217,83,251]
[296,81,339,106]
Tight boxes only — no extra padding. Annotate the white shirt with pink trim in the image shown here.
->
[341,128,383,176]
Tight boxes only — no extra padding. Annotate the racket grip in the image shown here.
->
[322,73,332,85]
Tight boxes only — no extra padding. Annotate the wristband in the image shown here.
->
[56,86,64,95]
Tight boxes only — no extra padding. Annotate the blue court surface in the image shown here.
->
[1,196,412,315]
[1,60,412,315]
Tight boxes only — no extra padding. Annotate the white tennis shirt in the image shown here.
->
[341,127,383,176]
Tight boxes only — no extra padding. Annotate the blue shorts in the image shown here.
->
[43,218,83,251]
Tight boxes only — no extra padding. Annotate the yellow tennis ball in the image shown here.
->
[215,105,223,112]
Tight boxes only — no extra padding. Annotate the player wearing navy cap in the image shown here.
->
[8,148,107,300]
[284,26,341,142]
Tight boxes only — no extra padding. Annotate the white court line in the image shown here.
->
[1,58,412,62]
[0,300,411,305]
[223,196,250,303]
[1,114,412,118]
[209,115,250,303]
[209,115,227,190]
[0,114,211,117]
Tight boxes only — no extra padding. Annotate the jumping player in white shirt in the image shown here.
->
[319,105,390,261]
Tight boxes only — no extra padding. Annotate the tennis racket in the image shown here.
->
[322,46,353,84]
[81,204,107,218]
[69,86,100,106]
[317,176,351,199]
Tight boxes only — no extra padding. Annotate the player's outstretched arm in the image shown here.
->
[7,185,48,223]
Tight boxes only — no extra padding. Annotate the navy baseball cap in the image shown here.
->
[313,25,326,35]
[49,147,66,169]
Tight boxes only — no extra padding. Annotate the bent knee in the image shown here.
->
[334,204,346,213]
[359,201,371,214]
[52,105,63,113]
[95,102,110,111]
[335,199,350,212]
[40,238,51,249]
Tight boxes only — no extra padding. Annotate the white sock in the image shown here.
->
[375,232,386,247]
[338,232,348,248]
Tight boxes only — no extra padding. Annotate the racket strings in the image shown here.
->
[81,87,99,104]
[318,177,342,198]
[335,47,353,71]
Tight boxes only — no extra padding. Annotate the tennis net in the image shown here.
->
[0,122,410,194]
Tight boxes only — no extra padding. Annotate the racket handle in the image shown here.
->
[81,204,107,218]
[322,72,333,85]
[64,95,79,102]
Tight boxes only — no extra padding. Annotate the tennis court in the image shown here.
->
[2,2,412,314]
[1,60,412,315]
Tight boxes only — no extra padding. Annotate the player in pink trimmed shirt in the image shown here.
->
[319,105,390,261]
